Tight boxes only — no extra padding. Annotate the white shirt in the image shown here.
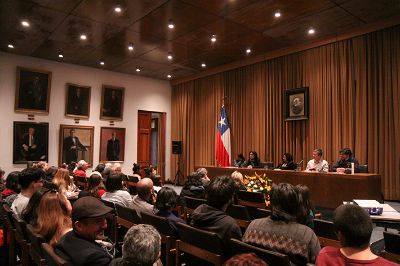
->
[306,159,329,173]
[101,190,133,208]
[11,193,30,218]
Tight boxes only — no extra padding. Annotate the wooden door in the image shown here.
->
[137,111,151,168]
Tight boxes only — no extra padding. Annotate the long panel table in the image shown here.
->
[198,166,382,209]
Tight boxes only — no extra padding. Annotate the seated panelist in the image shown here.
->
[243,150,261,169]
[305,148,329,173]
[332,148,360,173]
[275,153,296,170]
[233,153,246,168]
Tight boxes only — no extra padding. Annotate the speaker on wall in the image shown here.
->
[172,141,182,154]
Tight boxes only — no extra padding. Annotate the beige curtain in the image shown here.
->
[171,25,400,200]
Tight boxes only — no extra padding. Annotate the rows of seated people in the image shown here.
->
[0,162,398,266]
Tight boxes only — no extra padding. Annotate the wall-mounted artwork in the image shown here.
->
[15,67,52,114]
[100,85,124,120]
[65,83,91,118]
[13,121,49,164]
[99,127,126,162]
[284,87,309,121]
[59,125,94,166]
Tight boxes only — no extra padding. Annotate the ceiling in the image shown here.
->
[1,0,399,81]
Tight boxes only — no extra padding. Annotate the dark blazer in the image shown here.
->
[55,230,111,266]
[106,138,120,161]
[277,161,297,170]
[63,136,86,164]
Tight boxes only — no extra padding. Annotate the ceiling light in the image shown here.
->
[8,44,14,49]
[21,20,30,27]
[168,20,175,29]
[274,12,281,18]
[128,43,134,51]
[100,61,105,65]
[167,53,173,60]
[167,74,172,79]
[201,63,206,68]
[308,28,315,35]
[211,35,217,42]
[136,68,141,72]
[114,6,122,13]
[80,34,87,40]
[58,53,64,58]
[246,48,251,54]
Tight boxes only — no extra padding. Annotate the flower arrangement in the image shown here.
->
[243,172,273,206]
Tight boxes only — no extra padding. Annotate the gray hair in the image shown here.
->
[196,167,208,177]
[122,224,161,265]
[77,160,87,169]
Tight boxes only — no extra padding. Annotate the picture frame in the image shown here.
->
[59,124,94,167]
[99,127,126,162]
[65,83,91,118]
[100,85,124,120]
[284,87,309,121]
[13,121,49,164]
[15,66,52,114]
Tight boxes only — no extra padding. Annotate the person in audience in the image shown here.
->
[132,177,156,217]
[196,167,211,186]
[79,171,106,199]
[11,168,44,218]
[231,170,246,191]
[131,163,141,180]
[224,253,268,266]
[102,165,113,182]
[36,161,49,171]
[178,172,206,207]
[35,189,72,246]
[191,175,242,258]
[109,224,161,266]
[53,168,75,192]
[305,148,329,173]
[55,196,113,266]
[44,165,58,182]
[94,163,106,175]
[112,162,123,174]
[296,184,315,228]
[233,153,246,168]
[332,148,360,173]
[316,204,397,265]
[154,187,185,238]
[1,171,20,203]
[276,153,297,170]
[101,174,133,207]
[21,187,50,225]
[0,167,5,191]
[243,183,320,265]
[145,165,161,187]
[243,151,261,168]
[74,160,88,177]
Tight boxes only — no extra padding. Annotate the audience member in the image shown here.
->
[154,187,185,238]
[131,163,141,180]
[110,224,161,266]
[191,175,242,258]
[145,165,161,187]
[196,167,211,186]
[101,174,133,207]
[296,184,315,228]
[21,187,49,225]
[0,167,6,191]
[132,178,156,217]
[112,163,123,174]
[231,171,246,191]
[36,161,49,171]
[74,160,88,177]
[316,204,397,265]
[1,171,20,205]
[53,168,75,192]
[44,166,58,182]
[276,153,296,170]
[224,253,268,266]
[79,171,106,199]
[11,168,44,218]
[94,163,106,175]
[233,153,246,168]
[178,172,206,206]
[55,196,113,266]
[35,189,72,246]
[332,148,360,173]
[243,183,320,265]
[243,151,261,168]
[305,148,329,173]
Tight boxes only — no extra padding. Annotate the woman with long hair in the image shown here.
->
[296,184,315,228]
[276,153,296,170]
[78,171,106,199]
[244,151,261,168]
[53,168,76,192]
[35,189,72,246]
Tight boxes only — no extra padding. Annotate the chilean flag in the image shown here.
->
[216,105,231,167]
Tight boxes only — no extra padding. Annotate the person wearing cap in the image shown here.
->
[332,148,360,173]
[55,196,113,266]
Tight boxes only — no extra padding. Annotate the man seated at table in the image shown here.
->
[305,148,329,173]
[332,148,360,173]
[316,204,397,265]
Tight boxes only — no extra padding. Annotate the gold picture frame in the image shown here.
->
[65,83,91,119]
[100,85,124,120]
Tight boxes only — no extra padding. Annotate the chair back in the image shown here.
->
[115,204,141,228]
[255,208,271,219]
[141,212,173,237]
[25,224,46,265]
[237,190,266,209]
[359,164,369,173]
[382,231,400,263]
[73,175,88,190]
[313,219,341,248]
[230,238,290,266]
[2,204,17,266]
[41,243,69,266]
[184,196,206,210]
[228,204,251,229]
[100,199,118,214]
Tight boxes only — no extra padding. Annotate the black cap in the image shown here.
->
[72,196,112,222]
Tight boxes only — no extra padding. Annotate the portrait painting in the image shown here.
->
[100,85,124,120]
[13,121,49,164]
[99,127,126,162]
[15,67,52,114]
[284,87,309,121]
[65,83,91,118]
[59,124,94,167]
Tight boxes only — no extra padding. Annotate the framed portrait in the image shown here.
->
[284,87,309,121]
[13,121,49,164]
[15,67,52,114]
[100,85,124,120]
[65,83,91,118]
[99,127,126,162]
[59,124,94,167]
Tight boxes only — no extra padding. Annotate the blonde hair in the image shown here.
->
[231,171,244,187]
[53,168,71,189]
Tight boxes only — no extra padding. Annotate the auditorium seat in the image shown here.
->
[381,231,400,263]
[227,204,251,230]
[183,196,206,221]
[313,219,341,248]
[41,242,69,266]
[2,204,17,265]
[25,224,46,265]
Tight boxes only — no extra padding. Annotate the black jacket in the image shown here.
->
[276,161,297,170]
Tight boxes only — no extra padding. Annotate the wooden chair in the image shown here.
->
[125,179,139,195]
[313,219,341,248]
[25,224,46,266]
[2,204,17,266]
[381,231,400,263]
[237,190,266,209]
[175,222,224,266]
[183,196,206,220]
[230,238,291,266]
[227,204,251,229]
[11,213,30,265]
[254,208,271,219]
[41,243,69,266]
[73,175,88,190]
[115,204,141,229]
[141,212,176,266]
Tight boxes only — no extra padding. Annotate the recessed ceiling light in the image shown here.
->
[246,48,251,54]
[114,6,122,13]
[136,68,141,72]
[167,74,172,79]
[80,34,87,40]
[201,63,206,68]
[100,61,105,65]
[128,43,134,51]
[167,53,173,60]
[168,20,175,29]
[274,12,281,18]
[211,35,217,42]
[58,53,64,58]
[21,20,30,27]
[8,44,14,49]
[308,28,315,35]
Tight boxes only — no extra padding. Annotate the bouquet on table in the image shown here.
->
[243,172,273,206]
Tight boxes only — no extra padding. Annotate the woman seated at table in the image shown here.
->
[275,153,296,170]
[233,153,246,168]
[243,151,261,168]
